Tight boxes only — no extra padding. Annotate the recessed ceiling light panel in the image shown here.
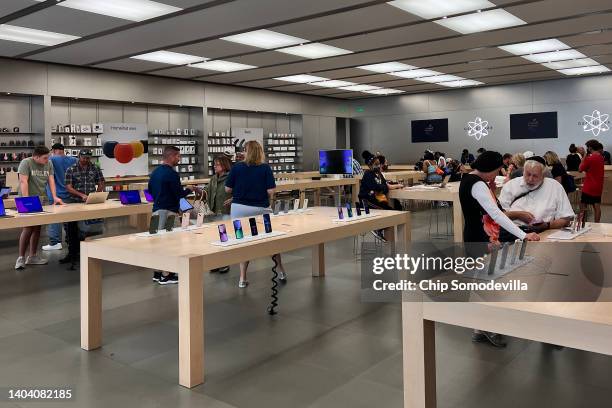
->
[390,68,442,79]
[0,24,79,46]
[436,9,526,34]
[131,50,205,65]
[363,88,405,95]
[189,60,256,72]
[441,79,484,87]
[387,0,493,19]
[558,66,611,75]
[417,74,463,83]
[274,75,329,83]
[35,0,181,21]
[310,80,356,88]
[358,61,417,73]
[277,43,352,59]
[338,84,381,92]
[221,29,304,49]
[523,49,586,64]
[542,58,600,70]
[499,39,570,55]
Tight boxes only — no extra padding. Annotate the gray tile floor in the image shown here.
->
[0,204,611,408]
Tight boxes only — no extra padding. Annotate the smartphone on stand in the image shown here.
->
[164,214,175,232]
[355,202,362,216]
[337,207,344,220]
[284,199,291,213]
[263,213,272,233]
[293,199,300,212]
[196,212,204,227]
[361,200,370,214]
[302,198,309,211]
[233,219,244,239]
[273,201,281,215]
[345,203,353,218]
[218,224,228,242]
[181,213,190,228]
[149,214,159,234]
[249,217,258,236]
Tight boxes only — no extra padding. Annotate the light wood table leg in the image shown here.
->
[314,189,321,206]
[135,213,150,231]
[312,243,325,277]
[452,198,463,243]
[403,302,436,408]
[81,245,102,351]
[178,258,204,388]
[299,190,306,207]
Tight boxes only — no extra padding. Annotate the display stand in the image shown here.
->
[210,230,287,247]
[332,213,380,223]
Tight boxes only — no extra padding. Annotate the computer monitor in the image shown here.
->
[143,189,154,203]
[119,190,142,205]
[319,149,353,175]
[15,196,44,213]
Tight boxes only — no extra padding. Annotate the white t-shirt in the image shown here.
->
[499,177,574,225]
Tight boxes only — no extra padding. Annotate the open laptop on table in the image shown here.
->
[85,191,109,204]
[143,189,154,203]
[0,187,11,199]
[14,196,48,215]
[0,198,13,218]
[119,190,143,205]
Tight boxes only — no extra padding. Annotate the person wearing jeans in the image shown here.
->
[43,143,76,251]
[148,146,197,285]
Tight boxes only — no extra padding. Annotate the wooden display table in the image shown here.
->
[402,223,612,408]
[80,207,411,388]
[274,177,359,206]
[0,200,151,230]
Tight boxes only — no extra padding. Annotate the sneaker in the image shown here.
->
[158,273,178,285]
[42,243,62,251]
[479,331,507,348]
[471,331,488,343]
[278,271,287,282]
[15,256,25,270]
[26,255,48,265]
[218,266,230,274]
[152,271,162,282]
[238,280,249,288]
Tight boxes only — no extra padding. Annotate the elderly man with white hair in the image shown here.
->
[500,156,574,231]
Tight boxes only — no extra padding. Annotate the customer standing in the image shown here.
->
[61,149,105,265]
[225,140,286,288]
[42,143,77,252]
[205,155,232,274]
[579,139,605,222]
[16,146,64,269]
[459,151,539,348]
[148,146,197,284]
[565,144,582,171]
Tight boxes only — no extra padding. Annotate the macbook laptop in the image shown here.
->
[143,189,154,203]
[15,196,45,214]
[439,175,448,188]
[119,190,142,205]
[0,198,12,218]
[0,187,11,199]
[85,191,109,204]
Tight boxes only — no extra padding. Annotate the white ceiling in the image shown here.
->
[0,0,610,99]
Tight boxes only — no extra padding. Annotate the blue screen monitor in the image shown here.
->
[319,149,353,175]
[15,196,44,213]
[119,190,142,205]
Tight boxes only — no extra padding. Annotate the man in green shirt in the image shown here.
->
[16,146,64,269]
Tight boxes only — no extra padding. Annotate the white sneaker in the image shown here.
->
[26,255,48,265]
[15,256,25,270]
[42,243,62,251]
[278,271,287,281]
[238,280,249,288]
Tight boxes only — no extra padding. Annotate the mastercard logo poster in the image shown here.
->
[103,140,148,164]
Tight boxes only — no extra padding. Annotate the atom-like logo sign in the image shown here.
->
[466,117,490,141]
[581,110,610,136]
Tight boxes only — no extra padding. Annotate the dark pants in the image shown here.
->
[362,197,402,211]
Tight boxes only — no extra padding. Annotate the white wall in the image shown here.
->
[350,75,612,163]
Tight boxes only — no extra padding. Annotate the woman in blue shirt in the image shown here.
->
[225,141,287,288]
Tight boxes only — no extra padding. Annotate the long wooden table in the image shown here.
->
[80,207,411,388]
[390,183,463,242]
[402,223,612,408]
[0,200,152,230]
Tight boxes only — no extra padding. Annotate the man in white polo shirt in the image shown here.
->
[500,156,574,231]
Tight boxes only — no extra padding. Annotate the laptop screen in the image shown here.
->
[119,190,142,205]
[179,198,193,212]
[143,189,154,203]
[15,196,43,213]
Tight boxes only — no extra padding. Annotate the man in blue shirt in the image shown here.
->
[148,146,198,284]
[43,143,77,251]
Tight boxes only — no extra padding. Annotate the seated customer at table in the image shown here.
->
[499,157,574,231]
[421,151,443,184]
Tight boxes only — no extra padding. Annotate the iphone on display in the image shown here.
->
[218,224,228,242]
[249,217,258,236]
[355,202,362,216]
[345,203,353,218]
[361,200,370,214]
[293,199,300,211]
[164,214,175,232]
[302,198,309,210]
[181,213,190,228]
[263,213,272,233]
[284,199,291,213]
[337,207,344,220]
[196,212,204,227]
[233,219,244,239]
[273,201,281,215]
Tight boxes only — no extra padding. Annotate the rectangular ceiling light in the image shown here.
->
[0,24,79,46]
[278,43,352,59]
[310,80,356,88]
[499,39,570,56]
[440,79,484,87]
[436,9,526,34]
[417,74,463,83]
[391,68,441,78]
[558,66,611,75]
[523,49,586,64]
[358,61,417,73]
[542,58,600,70]
[35,0,181,21]
[387,0,493,19]
[189,60,256,72]
[274,74,329,83]
[222,29,304,49]
[363,88,405,95]
[131,50,205,65]
[339,84,381,92]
